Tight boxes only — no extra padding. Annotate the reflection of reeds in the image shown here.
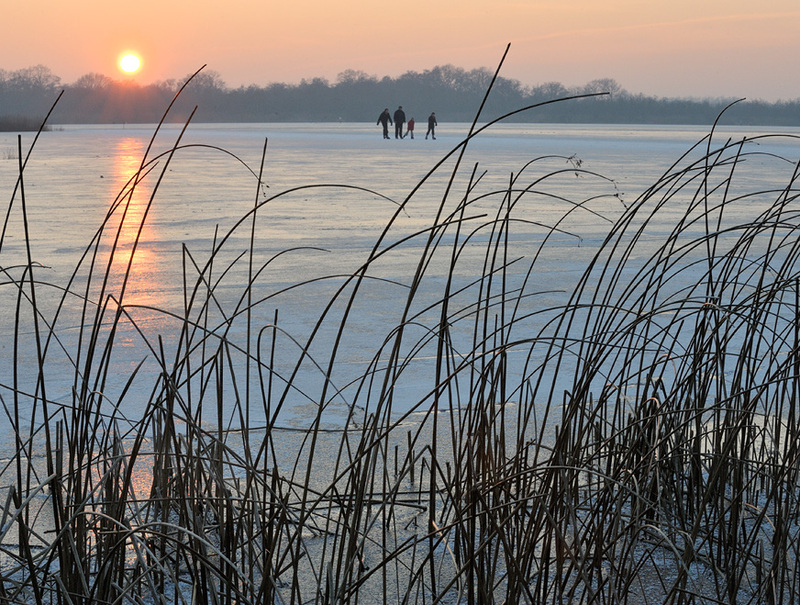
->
[2,59,800,604]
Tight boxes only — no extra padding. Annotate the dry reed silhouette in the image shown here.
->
[1,54,800,604]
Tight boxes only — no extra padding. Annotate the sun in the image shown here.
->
[119,53,142,74]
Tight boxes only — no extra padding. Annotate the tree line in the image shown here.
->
[1,64,799,127]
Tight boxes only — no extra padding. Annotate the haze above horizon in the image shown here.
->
[4,0,799,102]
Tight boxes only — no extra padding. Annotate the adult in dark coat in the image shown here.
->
[377,108,392,139]
[393,106,406,139]
[425,112,437,140]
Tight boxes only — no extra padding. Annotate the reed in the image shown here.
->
[1,60,800,604]
[0,116,52,132]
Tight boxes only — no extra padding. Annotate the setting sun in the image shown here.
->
[119,53,141,74]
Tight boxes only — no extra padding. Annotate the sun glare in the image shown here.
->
[119,53,142,74]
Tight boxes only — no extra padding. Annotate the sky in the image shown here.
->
[3,0,799,101]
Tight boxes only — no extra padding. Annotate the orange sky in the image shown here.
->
[3,0,799,100]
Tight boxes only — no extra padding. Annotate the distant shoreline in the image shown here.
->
[2,64,798,128]
[43,121,800,132]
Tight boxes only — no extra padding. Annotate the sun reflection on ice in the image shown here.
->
[105,136,161,309]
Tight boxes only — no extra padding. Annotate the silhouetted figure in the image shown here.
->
[426,112,437,140]
[377,108,392,139]
[406,117,415,139]
[394,106,406,139]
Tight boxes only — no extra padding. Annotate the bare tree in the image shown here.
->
[72,73,113,89]
[9,65,62,91]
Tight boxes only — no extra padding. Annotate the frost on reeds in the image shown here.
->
[2,67,800,604]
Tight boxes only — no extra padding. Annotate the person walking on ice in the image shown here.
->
[426,112,437,139]
[406,117,415,139]
[377,108,392,139]
[393,106,406,139]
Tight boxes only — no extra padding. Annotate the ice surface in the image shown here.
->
[1,121,799,438]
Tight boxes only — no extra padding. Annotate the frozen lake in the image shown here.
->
[1,121,799,441]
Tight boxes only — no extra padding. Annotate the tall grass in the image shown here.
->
[0,116,51,133]
[2,63,800,604]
